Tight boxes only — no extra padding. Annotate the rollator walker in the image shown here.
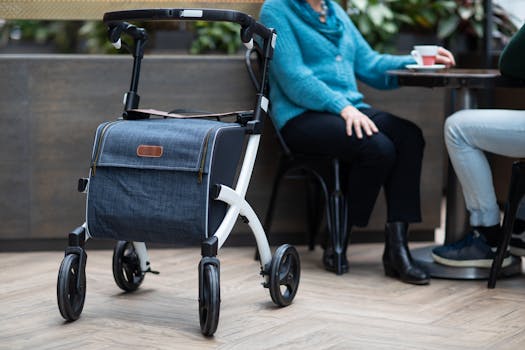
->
[56,8,301,336]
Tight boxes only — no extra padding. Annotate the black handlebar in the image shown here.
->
[104,8,275,129]
[103,8,274,43]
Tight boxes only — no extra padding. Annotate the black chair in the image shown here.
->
[488,160,525,288]
[245,48,351,275]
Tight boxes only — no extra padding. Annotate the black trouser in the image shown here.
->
[281,108,425,227]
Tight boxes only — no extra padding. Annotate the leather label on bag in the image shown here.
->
[137,145,163,158]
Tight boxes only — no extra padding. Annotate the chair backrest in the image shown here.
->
[244,47,293,157]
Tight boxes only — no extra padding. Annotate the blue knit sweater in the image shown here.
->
[259,0,416,129]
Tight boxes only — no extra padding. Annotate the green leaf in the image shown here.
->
[382,22,398,34]
[437,15,460,39]
[368,3,393,26]
[357,16,371,36]
[396,14,414,25]
[351,0,368,12]
[472,22,483,38]
[458,6,474,21]
[440,1,458,11]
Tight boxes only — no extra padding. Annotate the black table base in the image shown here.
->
[412,245,522,280]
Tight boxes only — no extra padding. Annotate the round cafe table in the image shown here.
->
[387,68,525,279]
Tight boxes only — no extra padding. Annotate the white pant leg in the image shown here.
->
[444,109,525,226]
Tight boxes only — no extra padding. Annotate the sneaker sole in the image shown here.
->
[510,246,525,256]
[431,253,513,268]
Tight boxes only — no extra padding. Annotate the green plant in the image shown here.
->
[346,0,519,52]
[391,0,456,32]
[0,19,150,54]
[347,0,455,51]
[437,0,518,48]
[190,21,242,54]
[346,0,398,51]
[0,20,82,52]
[78,21,120,54]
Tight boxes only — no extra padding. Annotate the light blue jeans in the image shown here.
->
[445,109,525,227]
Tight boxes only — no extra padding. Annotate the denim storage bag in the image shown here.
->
[86,118,246,244]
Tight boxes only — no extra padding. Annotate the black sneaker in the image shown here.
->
[510,230,525,256]
[431,230,512,268]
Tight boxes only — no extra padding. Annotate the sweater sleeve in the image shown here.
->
[341,10,415,89]
[260,4,351,115]
[499,24,525,80]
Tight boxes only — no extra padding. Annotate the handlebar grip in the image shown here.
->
[112,38,122,49]
[243,39,254,50]
[108,22,147,48]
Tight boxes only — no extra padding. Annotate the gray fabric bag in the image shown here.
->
[86,117,246,244]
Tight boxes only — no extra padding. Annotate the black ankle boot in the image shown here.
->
[383,222,430,285]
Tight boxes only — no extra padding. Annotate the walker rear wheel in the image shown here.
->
[113,241,144,292]
[199,263,220,336]
[269,244,300,307]
[57,254,86,321]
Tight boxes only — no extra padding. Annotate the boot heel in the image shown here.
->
[384,222,430,285]
[383,262,399,278]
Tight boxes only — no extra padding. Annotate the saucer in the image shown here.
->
[406,64,446,72]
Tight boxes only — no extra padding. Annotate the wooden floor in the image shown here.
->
[1,243,525,349]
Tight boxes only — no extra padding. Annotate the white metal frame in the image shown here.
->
[211,135,272,268]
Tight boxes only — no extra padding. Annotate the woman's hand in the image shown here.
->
[340,106,378,139]
[436,47,456,68]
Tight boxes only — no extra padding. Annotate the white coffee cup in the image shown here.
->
[411,45,439,66]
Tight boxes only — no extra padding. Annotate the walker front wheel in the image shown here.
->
[57,254,86,321]
[113,241,144,292]
[199,263,220,336]
[269,244,300,307]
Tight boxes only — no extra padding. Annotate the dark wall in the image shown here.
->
[0,54,446,249]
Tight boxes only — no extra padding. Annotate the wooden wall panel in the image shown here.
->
[0,55,445,247]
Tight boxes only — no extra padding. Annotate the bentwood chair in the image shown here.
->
[245,47,351,275]
[488,160,525,288]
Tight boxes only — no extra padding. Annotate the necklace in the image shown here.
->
[318,0,328,22]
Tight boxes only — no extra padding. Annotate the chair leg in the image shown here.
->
[488,161,525,288]
[326,159,349,275]
[305,175,323,250]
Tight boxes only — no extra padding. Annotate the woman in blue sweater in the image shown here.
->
[259,0,455,285]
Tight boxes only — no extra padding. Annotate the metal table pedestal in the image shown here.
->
[412,245,522,280]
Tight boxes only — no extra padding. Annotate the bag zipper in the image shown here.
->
[91,121,121,176]
[198,129,213,183]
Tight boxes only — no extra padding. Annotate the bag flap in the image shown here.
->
[94,118,238,172]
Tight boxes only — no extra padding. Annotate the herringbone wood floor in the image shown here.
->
[1,244,525,350]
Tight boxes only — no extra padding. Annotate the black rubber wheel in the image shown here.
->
[269,244,301,307]
[113,241,144,292]
[57,254,86,321]
[199,263,220,336]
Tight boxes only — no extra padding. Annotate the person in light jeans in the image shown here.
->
[432,23,525,267]
[432,110,525,267]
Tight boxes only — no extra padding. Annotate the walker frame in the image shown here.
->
[56,8,300,336]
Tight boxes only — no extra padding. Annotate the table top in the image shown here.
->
[387,68,525,89]
[388,68,500,78]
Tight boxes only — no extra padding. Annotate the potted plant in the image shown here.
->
[189,21,242,54]
[436,0,518,53]
[346,0,456,52]
[346,0,518,55]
